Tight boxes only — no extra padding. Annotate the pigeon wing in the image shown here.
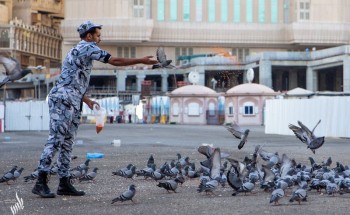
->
[297,121,315,139]
[0,56,17,75]
[209,148,221,180]
[288,123,308,144]
[225,124,243,139]
[156,47,167,64]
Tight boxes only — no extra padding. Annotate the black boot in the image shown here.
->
[32,172,56,198]
[57,177,85,196]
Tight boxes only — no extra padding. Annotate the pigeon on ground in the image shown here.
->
[270,188,285,205]
[0,166,17,185]
[225,122,250,150]
[157,178,181,193]
[113,166,136,179]
[79,167,98,183]
[288,120,325,153]
[152,47,175,69]
[72,159,90,172]
[289,188,307,205]
[232,178,257,196]
[111,184,137,204]
[0,56,32,88]
[12,167,24,182]
[23,169,38,183]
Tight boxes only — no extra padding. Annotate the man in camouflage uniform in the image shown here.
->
[32,21,158,198]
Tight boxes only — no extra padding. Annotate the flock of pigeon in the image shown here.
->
[2,119,349,206]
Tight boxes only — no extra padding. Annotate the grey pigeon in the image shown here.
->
[152,47,175,69]
[197,177,220,194]
[0,56,32,88]
[157,178,181,193]
[23,169,38,183]
[270,188,285,205]
[225,122,250,150]
[113,166,136,179]
[79,167,98,183]
[232,178,257,196]
[0,166,17,185]
[111,184,136,204]
[289,188,307,204]
[288,120,325,153]
[12,167,24,182]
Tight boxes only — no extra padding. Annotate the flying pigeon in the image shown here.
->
[111,184,137,204]
[152,47,175,69]
[288,120,325,153]
[225,122,250,150]
[0,56,32,88]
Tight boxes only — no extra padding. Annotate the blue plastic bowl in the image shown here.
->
[86,153,105,159]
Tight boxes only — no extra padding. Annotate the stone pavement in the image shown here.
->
[0,124,349,215]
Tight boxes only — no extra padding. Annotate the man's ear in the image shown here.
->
[86,33,92,41]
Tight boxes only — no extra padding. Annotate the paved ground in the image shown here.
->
[0,124,349,215]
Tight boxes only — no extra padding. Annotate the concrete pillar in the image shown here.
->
[343,57,350,92]
[116,70,126,91]
[306,67,317,91]
[136,74,146,92]
[259,60,272,88]
[161,73,168,92]
[289,70,298,89]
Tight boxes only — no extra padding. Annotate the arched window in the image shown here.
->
[188,102,199,116]
[242,101,256,116]
[208,102,215,116]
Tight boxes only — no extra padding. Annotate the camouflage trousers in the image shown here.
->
[38,96,81,178]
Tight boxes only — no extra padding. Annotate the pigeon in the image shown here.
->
[288,120,325,153]
[111,184,137,204]
[232,178,257,196]
[23,169,39,183]
[0,166,17,185]
[152,47,175,69]
[113,166,136,179]
[197,177,220,194]
[270,188,285,205]
[157,178,181,193]
[79,167,98,183]
[225,122,250,150]
[72,159,90,172]
[12,167,24,182]
[289,188,307,205]
[0,56,32,88]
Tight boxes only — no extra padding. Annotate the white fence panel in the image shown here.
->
[5,101,49,131]
[265,97,350,138]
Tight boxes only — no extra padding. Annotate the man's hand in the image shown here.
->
[141,56,158,65]
[83,95,99,110]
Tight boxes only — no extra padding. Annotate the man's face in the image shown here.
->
[91,28,101,44]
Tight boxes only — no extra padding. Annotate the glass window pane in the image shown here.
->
[183,0,190,21]
[271,0,278,23]
[300,2,304,9]
[157,0,165,21]
[258,0,265,23]
[221,0,228,22]
[246,0,253,23]
[208,0,216,22]
[124,47,129,58]
[196,0,203,22]
[170,0,177,21]
[189,48,193,55]
[130,47,136,58]
[117,47,123,57]
[145,0,151,19]
[305,12,309,20]
[234,0,240,23]
[305,2,310,9]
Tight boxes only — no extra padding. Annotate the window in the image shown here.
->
[299,0,310,21]
[175,47,193,65]
[271,0,278,23]
[183,0,190,21]
[228,102,234,115]
[221,0,228,22]
[170,0,177,21]
[243,102,255,115]
[188,102,200,116]
[246,0,253,23]
[232,48,249,62]
[258,0,265,23]
[208,0,216,22]
[145,0,151,19]
[117,47,136,58]
[195,0,203,22]
[209,102,215,116]
[233,0,240,23]
[172,103,179,116]
[157,0,165,21]
[133,0,144,18]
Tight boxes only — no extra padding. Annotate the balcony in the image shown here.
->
[61,18,154,43]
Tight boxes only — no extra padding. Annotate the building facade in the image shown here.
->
[0,0,64,100]
[59,0,350,100]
